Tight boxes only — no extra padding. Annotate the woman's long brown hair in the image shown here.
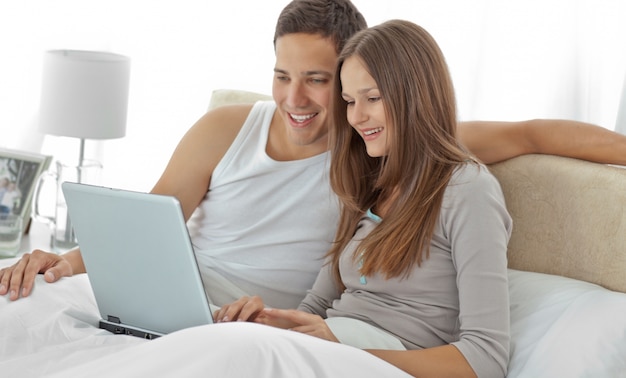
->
[328,20,475,286]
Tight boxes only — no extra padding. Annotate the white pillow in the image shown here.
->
[507,269,626,378]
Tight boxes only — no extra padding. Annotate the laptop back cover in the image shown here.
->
[62,182,213,336]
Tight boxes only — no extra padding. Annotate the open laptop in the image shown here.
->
[62,181,214,340]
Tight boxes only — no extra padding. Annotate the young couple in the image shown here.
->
[2,0,625,376]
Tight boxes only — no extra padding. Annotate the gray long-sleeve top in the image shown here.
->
[299,163,513,378]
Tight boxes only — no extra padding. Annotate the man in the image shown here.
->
[1,0,625,307]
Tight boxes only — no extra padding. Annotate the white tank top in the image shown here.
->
[188,101,339,309]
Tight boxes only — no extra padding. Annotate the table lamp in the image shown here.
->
[36,50,130,251]
[38,49,131,167]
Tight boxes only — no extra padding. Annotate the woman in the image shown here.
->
[216,19,512,378]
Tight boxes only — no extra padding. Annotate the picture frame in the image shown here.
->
[0,148,53,235]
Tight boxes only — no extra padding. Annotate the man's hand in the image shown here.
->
[256,309,339,343]
[0,250,73,300]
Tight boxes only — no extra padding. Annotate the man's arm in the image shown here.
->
[0,247,84,300]
[150,104,251,219]
[458,119,626,165]
[0,104,253,301]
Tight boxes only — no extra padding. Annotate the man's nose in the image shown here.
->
[286,82,308,108]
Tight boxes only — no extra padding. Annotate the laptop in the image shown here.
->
[62,181,214,339]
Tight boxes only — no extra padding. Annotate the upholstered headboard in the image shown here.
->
[208,89,272,111]
[489,155,626,293]
[208,89,626,293]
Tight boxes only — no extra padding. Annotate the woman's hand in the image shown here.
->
[0,249,74,300]
[213,295,265,323]
[257,309,339,343]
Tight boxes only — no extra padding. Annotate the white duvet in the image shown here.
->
[0,257,409,378]
[1,257,625,378]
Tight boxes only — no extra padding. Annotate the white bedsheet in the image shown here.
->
[2,256,625,377]
[0,257,409,378]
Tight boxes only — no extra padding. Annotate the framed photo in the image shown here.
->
[0,148,52,234]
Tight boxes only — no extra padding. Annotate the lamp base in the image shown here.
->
[32,159,102,253]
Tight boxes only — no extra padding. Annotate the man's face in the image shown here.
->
[272,33,338,149]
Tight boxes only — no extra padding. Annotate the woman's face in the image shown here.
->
[340,56,390,157]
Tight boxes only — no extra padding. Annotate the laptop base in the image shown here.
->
[99,319,163,340]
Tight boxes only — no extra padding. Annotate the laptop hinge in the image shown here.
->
[107,315,121,324]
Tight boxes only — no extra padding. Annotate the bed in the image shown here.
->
[1,89,625,377]
[2,258,625,377]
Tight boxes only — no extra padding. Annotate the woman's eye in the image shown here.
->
[368,97,381,103]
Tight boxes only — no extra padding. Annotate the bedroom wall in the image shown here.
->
[1,0,625,191]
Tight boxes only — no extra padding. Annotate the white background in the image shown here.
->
[1,0,625,191]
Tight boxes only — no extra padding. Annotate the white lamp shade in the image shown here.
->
[38,50,130,139]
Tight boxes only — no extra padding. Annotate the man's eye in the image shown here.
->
[310,78,328,84]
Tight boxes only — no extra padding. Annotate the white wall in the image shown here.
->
[1,0,625,191]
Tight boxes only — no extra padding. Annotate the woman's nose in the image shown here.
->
[348,101,367,126]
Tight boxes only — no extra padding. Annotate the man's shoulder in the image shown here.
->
[207,103,256,126]
[205,101,275,130]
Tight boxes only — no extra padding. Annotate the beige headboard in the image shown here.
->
[489,155,626,293]
[208,89,626,293]
[208,89,272,111]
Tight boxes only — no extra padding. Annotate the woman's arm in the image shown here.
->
[436,165,513,377]
[459,119,626,165]
[368,345,476,378]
